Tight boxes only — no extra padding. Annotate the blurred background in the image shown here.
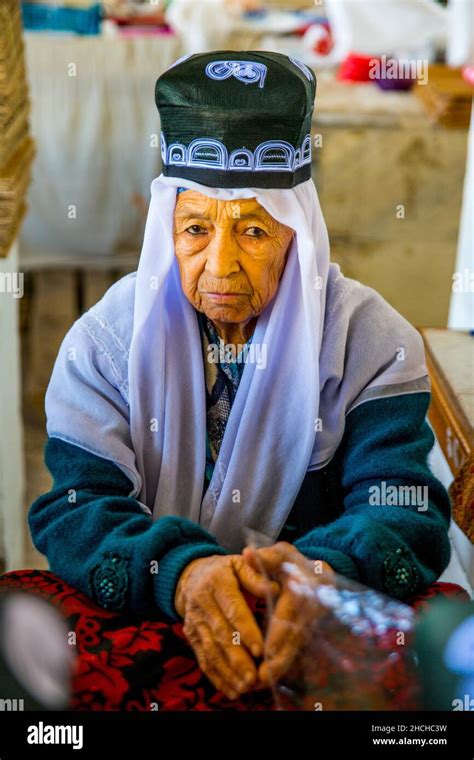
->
[0,0,472,592]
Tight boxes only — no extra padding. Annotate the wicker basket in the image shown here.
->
[0,0,35,257]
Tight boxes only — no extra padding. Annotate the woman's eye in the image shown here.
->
[244,226,266,238]
[186,225,207,235]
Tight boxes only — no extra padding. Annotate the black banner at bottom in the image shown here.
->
[0,710,472,757]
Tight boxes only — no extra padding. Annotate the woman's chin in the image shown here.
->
[201,301,250,326]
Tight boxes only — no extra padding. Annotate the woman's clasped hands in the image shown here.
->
[175,542,333,699]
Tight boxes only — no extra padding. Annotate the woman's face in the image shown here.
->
[173,190,294,328]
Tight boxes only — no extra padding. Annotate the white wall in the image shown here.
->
[0,239,26,570]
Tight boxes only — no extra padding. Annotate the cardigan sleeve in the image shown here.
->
[294,392,452,600]
[28,436,229,621]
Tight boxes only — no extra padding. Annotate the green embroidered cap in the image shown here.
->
[155,50,316,189]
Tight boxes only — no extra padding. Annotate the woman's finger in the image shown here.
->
[241,546,265,575]
[196,651,237,699]
[232,556,280,599]
[204,666,240,701]
[243,543,299,577]
[259,623,305,684]
[188,591,258,691]
[198,594,258,687]
[265,588,303,653]
[194,620,253,698]
[184,620,239,699]
[213,635,257,694]
[259,630,303,685]
[259,589,309,684]
[213,576,264,658]
[191,640,226,694]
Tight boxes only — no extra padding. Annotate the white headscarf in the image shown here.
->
[46,175,430,552]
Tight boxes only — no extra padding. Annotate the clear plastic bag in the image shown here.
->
[245,536,421,711]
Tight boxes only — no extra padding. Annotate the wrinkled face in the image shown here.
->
[173,191,294,327]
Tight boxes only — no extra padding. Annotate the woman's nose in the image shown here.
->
[204,231,240,278]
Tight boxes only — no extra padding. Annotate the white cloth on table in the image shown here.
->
[21,33,181,257]
[165,0,235,57]
[324,0,446,60]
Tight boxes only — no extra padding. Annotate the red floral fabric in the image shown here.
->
[0,570,469,711]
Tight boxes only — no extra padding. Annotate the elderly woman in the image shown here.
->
[28,52,450,703]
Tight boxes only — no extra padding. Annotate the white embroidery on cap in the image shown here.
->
[254,141,295,171]
[161,132,312,172]
[229,148,254,170]
[188,138,228,170]
[167,53,192,71]
[301,134,312,164]
[289,56,314,82]
[205,60,267,89]
[167,143,187,166]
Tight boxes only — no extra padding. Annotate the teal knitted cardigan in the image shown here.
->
[28,392,451,621]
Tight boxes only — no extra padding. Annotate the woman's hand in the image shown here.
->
[243,542,334,686]
[175,554,279,699]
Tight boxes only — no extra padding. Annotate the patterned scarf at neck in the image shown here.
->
[196,311,254,485]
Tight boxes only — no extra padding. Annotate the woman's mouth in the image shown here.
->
[203,292,246,301]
